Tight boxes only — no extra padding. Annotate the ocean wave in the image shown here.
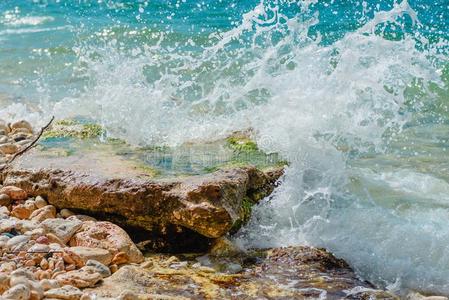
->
[0,25,72,36]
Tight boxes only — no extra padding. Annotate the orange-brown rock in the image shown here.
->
[69,221,143,264]
[2,166,283,246]
[0,185,27,201]
[54,266,102,288]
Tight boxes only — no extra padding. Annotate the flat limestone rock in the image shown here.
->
[83,246,399,300]
[1,137,284,250]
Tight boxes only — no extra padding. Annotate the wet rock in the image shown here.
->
[0,186,27,201]
[209,237,242,257]
[69,221,143,264]
[54,266,103,288]
[85,260,111,278]
[41,218,82,244]
[406,292,449,300]
[85,246,397,300]
[44,285,83,300]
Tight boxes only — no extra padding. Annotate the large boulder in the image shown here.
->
[3,164,282,242]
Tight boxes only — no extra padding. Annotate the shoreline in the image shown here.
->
[0,118,445,299]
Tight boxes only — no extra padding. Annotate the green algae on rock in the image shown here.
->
[42,119,104,140]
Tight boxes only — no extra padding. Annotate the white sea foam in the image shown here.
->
[1,9,54,26]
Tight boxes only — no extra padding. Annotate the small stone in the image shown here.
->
[24,227,45,239]
[80,293,93,300]
[111,252,129,265]
[29,281,44,300]
[209,237,242,257]
[44,285,83,300]
[40,258,49,270]
[0,261,16,273]
[0,186,27,201]
[67,215,97,222]
[24,259,36,267]
[10,269,34,280]
[0,205,10,215]
[38,270,51,280]
[0,121,9,134]
[86,259,111,278]
[11,120,33,134]
[118,291,139,300]
[67,247,112,266]
[60,209,75,218]
[24,199,37,211]
[6,235,30,250]
[41,218,82,244]
[34,196,47,209]
[11,204,33,219]
[0,143,18,155]
[140,260,153,268]
[54,266,102,288]
[30,205,57,223]
[28,243,50,253]
[2,284,31,300]
[109,264,118,274]
[46,233,65,245]
[0,193,11,206]
[40,279,60,291]
[35,235,50,244]
[69,221,143,264]
[0,273,9,293]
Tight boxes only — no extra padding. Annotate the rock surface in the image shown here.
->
[69,221,143,264]
[85,246,399,300]
[2,162,283,244]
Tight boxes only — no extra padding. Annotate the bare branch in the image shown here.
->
[0,116,55,173]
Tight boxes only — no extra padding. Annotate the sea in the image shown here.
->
[0,0,448,296]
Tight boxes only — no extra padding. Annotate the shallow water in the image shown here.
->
[0,0,449,295]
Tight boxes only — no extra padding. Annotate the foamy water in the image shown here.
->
[1,0,449,295]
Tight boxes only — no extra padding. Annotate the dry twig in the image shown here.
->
[0,116,54,173]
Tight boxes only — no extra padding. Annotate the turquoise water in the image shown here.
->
[1,0,449,296]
